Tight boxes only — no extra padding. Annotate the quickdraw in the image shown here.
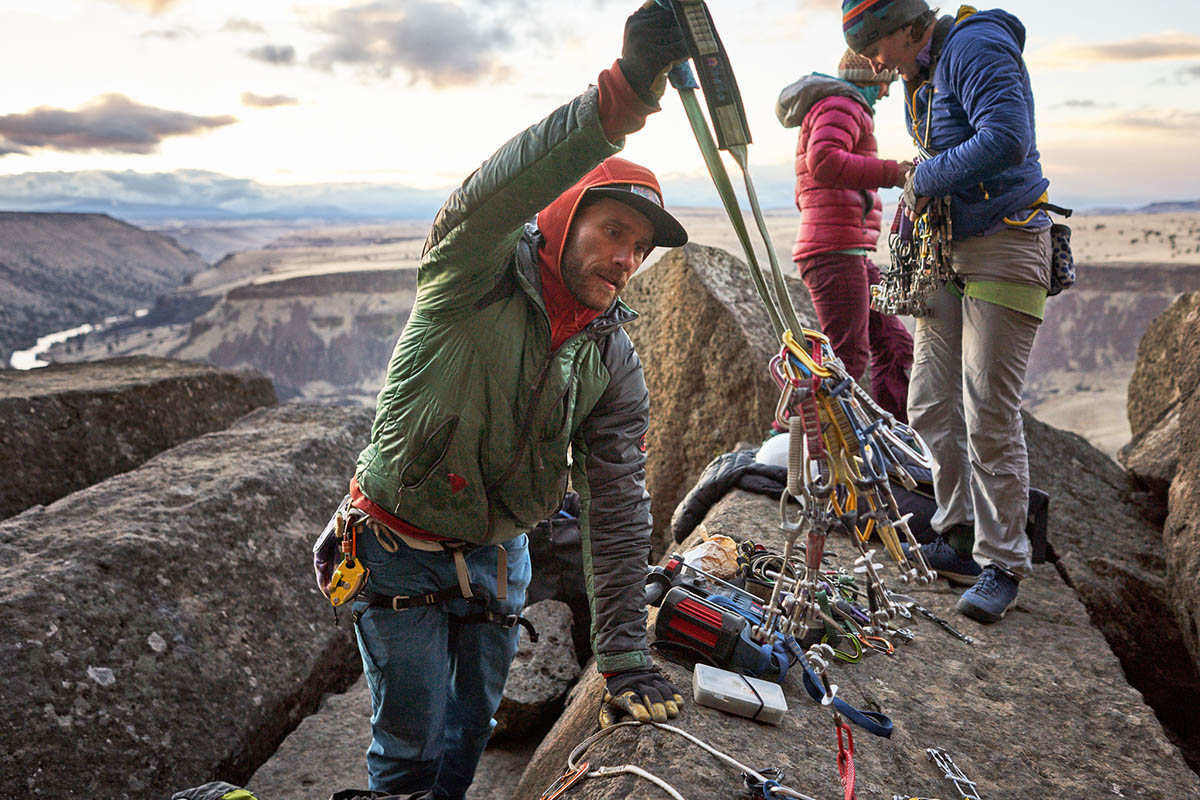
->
[751,328,937,662]
[872,195,954,317]
[926,748,983,800]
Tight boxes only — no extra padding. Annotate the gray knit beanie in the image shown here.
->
[838,49,898,83]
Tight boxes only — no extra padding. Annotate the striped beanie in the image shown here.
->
[838,49,898,83]
[842,0,929,52]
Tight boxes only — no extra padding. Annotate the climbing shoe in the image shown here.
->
[956,565,1020,624]
[903,535,981,586]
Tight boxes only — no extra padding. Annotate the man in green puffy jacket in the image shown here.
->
[317,6,690,797]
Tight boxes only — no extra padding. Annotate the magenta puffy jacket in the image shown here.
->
[782,80,901,261]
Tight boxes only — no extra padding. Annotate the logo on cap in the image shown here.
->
[624,184,663,209]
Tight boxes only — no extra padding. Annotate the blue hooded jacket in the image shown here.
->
[908,9,1049,238]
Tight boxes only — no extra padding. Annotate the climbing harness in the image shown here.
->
[927,748,982,799]
[318,489,538,639]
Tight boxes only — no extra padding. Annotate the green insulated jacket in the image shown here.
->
[354,86,655,673]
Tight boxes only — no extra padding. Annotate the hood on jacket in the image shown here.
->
[535,157,682,348]
[945,8,1026,54]
[777,73,873,129]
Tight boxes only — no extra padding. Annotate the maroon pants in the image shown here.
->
[797,253,913,421]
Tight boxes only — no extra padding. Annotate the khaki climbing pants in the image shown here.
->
[907,226,1050,579]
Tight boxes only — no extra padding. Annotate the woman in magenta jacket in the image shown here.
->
[777,50,913,420]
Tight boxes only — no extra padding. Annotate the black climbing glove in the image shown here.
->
[599,665,684,727]
[617,4,689,106]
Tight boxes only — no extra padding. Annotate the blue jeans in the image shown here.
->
[352,529,531,799]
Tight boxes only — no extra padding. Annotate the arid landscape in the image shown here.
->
[10,206,1200,458]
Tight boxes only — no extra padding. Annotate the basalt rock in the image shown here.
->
[1120,290,1200,499]
[1163,291,1200,702]
[0,403,372,799]
[1024,411,1200,769]
[1126,289,1200,439]
[494,600,580,738]
[516,488,1200,800]
[0,356,276,520]
[623,244,816,555]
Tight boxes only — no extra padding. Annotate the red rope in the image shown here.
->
[836,719,857,800]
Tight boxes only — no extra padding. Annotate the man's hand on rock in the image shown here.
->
[599,666,684,728]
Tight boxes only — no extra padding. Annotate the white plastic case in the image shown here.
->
[692,663,788,725]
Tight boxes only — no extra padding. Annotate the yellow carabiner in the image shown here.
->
[782,329,833,379]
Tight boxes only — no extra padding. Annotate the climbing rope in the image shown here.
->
[553,720,821,800]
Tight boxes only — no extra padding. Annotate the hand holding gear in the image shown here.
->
[618,4,689,105]
[598,666,684,728]
[902,169,930,222]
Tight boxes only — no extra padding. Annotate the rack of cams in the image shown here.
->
[752,328,937,648]
[871,196,954,318]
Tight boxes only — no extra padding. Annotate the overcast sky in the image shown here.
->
[1,0,1198,213]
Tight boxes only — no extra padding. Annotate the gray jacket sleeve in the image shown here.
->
[572,328,653,674]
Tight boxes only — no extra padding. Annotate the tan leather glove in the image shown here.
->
[599,666,684,728]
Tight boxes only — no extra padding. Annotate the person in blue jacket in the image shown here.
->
[843,0,1052,623]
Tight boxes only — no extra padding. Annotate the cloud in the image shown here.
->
[248,44,297,65]
[107,0,181,13]
[140,27,196,40]
[241,92,299,108]
[0,95,236,157]
[0,168,453,220]
[1053,99,1115,110]
[1165,63,1200,83]
[221,17,266,34]
[1058,107,1200,133]
[1037,33,1200,67]
[1103,109,1200,131]
[308,1,516,87]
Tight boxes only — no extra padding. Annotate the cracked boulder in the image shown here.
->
[0,356,276,519]
[1162,291,1200,700]
[623,244,816,554]
[1121,290,1200,501]
[0,403,371,799]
